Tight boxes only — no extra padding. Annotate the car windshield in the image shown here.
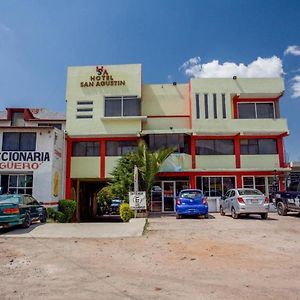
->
[111,200,121,204]
[0,195,21,204]
[180,191,202,199]
[238,189,263,196]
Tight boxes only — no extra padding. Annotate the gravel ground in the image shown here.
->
[0,213,300,300]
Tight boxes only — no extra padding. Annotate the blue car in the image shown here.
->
[176,189,208,219]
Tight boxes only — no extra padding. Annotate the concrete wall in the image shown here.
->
[66,64,142,136]
[196,155,236,169]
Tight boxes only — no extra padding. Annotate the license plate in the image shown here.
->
[189,209,195,212]
[251,199,258,203]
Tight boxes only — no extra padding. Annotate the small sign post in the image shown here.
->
[129,191,146,217]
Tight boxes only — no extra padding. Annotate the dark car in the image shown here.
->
[109,199,123,215]
[273,181,300,215]
[176,189,208,219]
[0,194,47,229]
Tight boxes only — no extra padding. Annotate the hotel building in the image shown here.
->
[65,64,289,220]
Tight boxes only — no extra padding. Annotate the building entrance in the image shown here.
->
[151,180,190,213]
[77,180,106,221]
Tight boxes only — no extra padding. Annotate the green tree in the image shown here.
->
[134,140,175,210]
[109,140,175,211]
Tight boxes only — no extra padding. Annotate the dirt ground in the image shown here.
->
[0,213,300,300]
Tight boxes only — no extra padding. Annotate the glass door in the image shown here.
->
[163,181,176,212]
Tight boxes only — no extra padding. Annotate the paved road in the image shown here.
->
[0,218,146,238]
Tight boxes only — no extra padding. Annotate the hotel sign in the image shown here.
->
[80,66,126,88]
[0,151,50,170]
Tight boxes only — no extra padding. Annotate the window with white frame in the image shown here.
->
[196,176,236,197]
[104,96,140,117]
[8,174,33,195]
[242,176,268,195]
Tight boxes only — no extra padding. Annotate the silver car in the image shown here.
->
[220,188,269,219]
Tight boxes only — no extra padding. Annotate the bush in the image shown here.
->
[120,203,134,222]
[46,207,57,220]
[46,200,76,223]
[97,186,114,215]
[58,199,76,223]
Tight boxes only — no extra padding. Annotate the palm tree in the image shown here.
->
[134,140,175,211]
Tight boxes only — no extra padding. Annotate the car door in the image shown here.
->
[223,190,231,213]
[24,195,39,219]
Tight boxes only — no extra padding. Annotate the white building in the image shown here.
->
[0,108,65,206]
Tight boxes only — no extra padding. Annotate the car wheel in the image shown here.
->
[176,214,181,219]
[277,201,287,216]
[231,207,239,219]
[22,213,31,229]
[220,206,225,216]
[40,211,47,223]
[261,213,268,220]
[204,214,209,219]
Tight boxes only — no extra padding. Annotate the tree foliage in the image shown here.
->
[109,140,175,210]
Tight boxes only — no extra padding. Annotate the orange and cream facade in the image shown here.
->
[0,108,66,206]
[65,64,289,219]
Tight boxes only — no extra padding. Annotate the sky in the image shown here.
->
[0,0,300,160]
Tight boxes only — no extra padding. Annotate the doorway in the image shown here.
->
[151,180,190,213]
[78,181,106,221]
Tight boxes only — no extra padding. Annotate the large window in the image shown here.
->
[196,176,236,197]
[104,96,141,117]
[238,103,275,119]
[2,133,36,151]
[106,141,138,156]
[146,134,190,153]
[72,142,100,156]
[7,175,33,195]
[240,139,277,155]
[196,139,234,155]
[242,176,271,195]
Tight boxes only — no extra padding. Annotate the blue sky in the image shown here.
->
[0,0,300,160]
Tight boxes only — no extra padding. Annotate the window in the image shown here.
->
[196,139,234,155]
[196,94,200,119]
[213,94,217,119]
[242,176,267,194]
[240,139,277,155]
[7,174,33,195]
[106,141,138,156]
[104,96,140,117]
[204,94,209,119]
[222,94,226,119]
[2,133,36,151]
[238,103,275,119]
[12,112,25,126]
[72,142,100,156]
[146,134,190,153]
[196,176,236,196]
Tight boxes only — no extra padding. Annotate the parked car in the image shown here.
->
[109,199,123,215]
[219,188,269,219]
[176,189,208,219]
[0,194,47,229]
[272,181,300,216]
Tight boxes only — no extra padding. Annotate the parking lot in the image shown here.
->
[0,213,300,300]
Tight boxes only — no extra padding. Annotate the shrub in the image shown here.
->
[120,203,134,222]
[46,207,57,220]
[97,186,114,215]
[58,199,76,223]
[56,211,66,223]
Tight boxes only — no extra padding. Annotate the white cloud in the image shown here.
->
[284,45,300,56]
[291,76,300,98]
[180,56,283,78]
[179,56,201,71]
